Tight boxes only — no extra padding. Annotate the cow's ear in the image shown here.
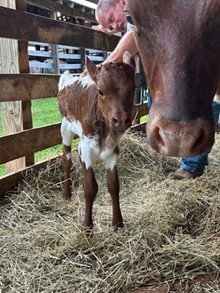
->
[122,51,135,71]
[86,57,98,81]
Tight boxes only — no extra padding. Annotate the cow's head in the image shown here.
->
[86,52,135,133]
[127,0,220,157]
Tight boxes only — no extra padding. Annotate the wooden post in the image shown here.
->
[80,48,86,72]
[17,0,34,167]
[51,11,60,74]
[0,0,25,173]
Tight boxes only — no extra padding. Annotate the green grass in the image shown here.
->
[32,98,63,163]
[0,97,63,176]
[140,115,148,123]
[32,98,61,127]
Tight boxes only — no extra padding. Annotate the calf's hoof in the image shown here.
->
[113,221,124,231]
[83,222,93,238]
[62,190,72,200]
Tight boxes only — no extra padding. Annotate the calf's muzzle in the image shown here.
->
[111,114,132,132]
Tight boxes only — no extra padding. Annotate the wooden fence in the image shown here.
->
[0,0,148,197]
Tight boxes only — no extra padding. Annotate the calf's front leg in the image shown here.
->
[81,162,98,230]
[107,166,123,229]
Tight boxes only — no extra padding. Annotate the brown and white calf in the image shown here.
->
[58,53,135,230]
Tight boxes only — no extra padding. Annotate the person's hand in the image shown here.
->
[92,24,119,36]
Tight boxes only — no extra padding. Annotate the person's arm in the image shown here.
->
[80,28,138,76]
[104,29,138,63]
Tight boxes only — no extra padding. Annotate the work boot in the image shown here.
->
[169,168,203,180]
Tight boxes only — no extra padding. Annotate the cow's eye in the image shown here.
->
[98,89,104,96]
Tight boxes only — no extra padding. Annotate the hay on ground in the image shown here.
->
[0,130,220,293]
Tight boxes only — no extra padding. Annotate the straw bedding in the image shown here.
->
[0,130,220,293]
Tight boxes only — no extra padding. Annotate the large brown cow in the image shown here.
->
[127,0,220,157]
[58,53,135,231]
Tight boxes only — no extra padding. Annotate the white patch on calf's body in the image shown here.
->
[103,151,118,170]
[61,117,100,169]
[100,147,114,161]
[79,75,94,88]
[61,117,119,170]
[59,71,94,91]
[59,71,77,91]
[79,135,100,169]
[79,138,118,170]
[100,136,120,170]
[61,117,83,146]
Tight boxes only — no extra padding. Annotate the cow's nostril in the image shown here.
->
[112,117,119,126]
[125,117,132,125]
[153,126,165,148]
[112,116,132,129]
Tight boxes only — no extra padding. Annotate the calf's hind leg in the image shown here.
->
[61,118,75,200]
[62,145,72,200]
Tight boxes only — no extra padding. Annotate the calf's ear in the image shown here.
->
[122,51,135,71]
[86,57,98,82]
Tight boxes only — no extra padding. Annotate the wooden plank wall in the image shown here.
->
[0,0,148,197]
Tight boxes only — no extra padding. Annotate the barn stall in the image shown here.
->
[0,0,220,292]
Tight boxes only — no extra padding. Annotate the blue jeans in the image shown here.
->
[180,101,220,174]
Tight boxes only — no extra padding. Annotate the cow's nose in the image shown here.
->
[147,116,214,157]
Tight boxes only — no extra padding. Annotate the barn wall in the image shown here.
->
[0,0,148,196]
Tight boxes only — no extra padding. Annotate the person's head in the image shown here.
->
[96,0,127,32]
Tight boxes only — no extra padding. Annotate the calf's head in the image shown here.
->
[127,0,220,157]
[86,52,135,133]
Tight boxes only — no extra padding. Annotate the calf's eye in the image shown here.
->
[98,89,104,96]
